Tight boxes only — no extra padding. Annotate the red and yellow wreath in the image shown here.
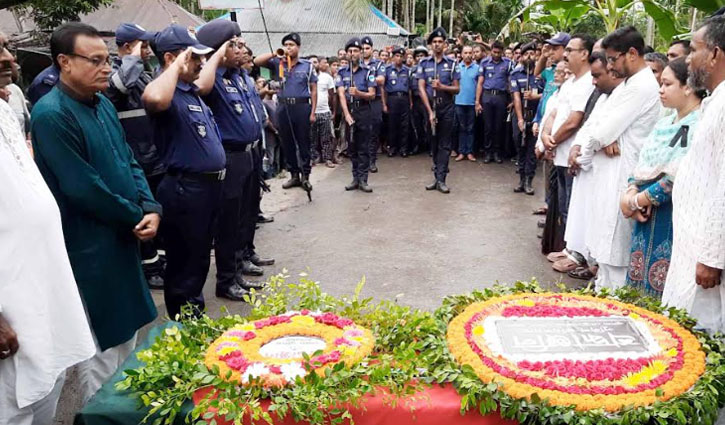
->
[447,293,706,412]
[205,311,374,388]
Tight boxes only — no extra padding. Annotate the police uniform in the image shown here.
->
[409,47,429,155]
[27,64,58,106]
[479,55,513,162]
[265,33,317,187]
[196,19,264,299]
[417,28,460,191]
[510,57,544,194]
[106,23,165,288]
[148,25,223,318]
[361,36,385,172]
[383,47,410,156]
[336,38,375,189]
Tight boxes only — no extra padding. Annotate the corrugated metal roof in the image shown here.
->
[243,32,407,57]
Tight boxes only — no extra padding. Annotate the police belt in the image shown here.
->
[167,168,227,182]
[388,91,407,97]
[279,97,311,105]
[433,96,454,106]
[484,89,507,96]
[347,99,371,108]
[223,139,260,152]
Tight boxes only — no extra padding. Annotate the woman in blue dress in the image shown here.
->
[621,58,706,298]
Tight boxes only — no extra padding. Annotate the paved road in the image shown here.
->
[55,153,579,423]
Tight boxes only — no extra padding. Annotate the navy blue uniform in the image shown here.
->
[510,65,544,178]
[201,66,261,294]
[479,57,512,157]
[336,64,375,183]
[364,58,385,165]
[265,57,317,176]
[27,65,59,106]
[409,66,428,154]
[150,81,225,318]
[416,55,460,183]
[384,64,411,155]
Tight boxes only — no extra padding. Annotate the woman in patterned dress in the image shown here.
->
[621,58,706,297]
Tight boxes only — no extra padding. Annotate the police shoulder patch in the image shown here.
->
[368,75,375,82]
[188,105,203,112]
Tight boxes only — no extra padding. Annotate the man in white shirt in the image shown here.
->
[0,32,95,425]
[664,15,725,335]
[311,57,337,168]
[582,26,661,289]
[540,34,595,229]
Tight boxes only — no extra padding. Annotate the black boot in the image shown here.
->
[425,180,438,190]
[494,152,503,164]
[345,179,359,191]
[301,173,313,192]
[436,181,450,194]
[370,162,378,173]
[282,172,301,189]
[513,175,525,193]
[358,180,373,193]
[483,152,492,164]
[525,176,535,195]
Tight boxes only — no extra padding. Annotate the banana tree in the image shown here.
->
[505,0,683,42]
[684,0,725,13]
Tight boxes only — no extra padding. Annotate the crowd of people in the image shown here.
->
[1,11,725,425]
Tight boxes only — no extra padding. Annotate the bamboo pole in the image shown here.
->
[449,0,454,35]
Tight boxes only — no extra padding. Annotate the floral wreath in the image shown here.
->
[204,310,375,387]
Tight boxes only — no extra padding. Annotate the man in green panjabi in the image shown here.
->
[30,22,160,403]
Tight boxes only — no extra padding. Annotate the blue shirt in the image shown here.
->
[383,64,410,93]
[334,64,375,103]
[534,66,557,123]
[363,58,385,97]
[239,69,265,130]
[409,67,420,96]
[415,56,461,101]
[455,61,480,106]
[27,65,59,106]
[479,57,512,91]
[202,67,261,145]
[265,57,317,98]
[510,65,545,115]
[150,81,225,173]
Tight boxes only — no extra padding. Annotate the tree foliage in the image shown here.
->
[11,0,112,30]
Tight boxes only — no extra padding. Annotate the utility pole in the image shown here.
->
[449,0,454,35]
[426,0,431,33]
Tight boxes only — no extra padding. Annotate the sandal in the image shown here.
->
[553,258,579,273]
[568,266,596,280]
[532,207,547,215]
[546,250,568,263]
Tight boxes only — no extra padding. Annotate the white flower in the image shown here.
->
[241,363,270,384]
[280,362,307,383]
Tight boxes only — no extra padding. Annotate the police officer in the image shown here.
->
[409,46,429,155]
[336,37,376,193]
[26,63,58,106]
[143,25,224,318]
[417,27,460,194]
[510,42,544,195]
[106,23,165,289]
[381,46,410,157]
[475,40,512,164]
[254,33,317,193]
[361,36,385,173]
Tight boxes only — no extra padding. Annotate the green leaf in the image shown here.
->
[641,0,682,41]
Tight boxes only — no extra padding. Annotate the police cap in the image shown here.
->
[282,32,301,46]
[115,23,156,44]
[427,27,447,44]
[345,37,362,51]
[520,41,537,55]
[197,19,241,51]
[361,36,374,47]
[413,46,428,56]
[155,24,213,55]
[391,46,405,56]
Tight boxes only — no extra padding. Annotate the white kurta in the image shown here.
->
[664,81,725,334]
[583,67,661,268]
[0,100,95,409]
[551,72,594,168]
[565,93,610,257]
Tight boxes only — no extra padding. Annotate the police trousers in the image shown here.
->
[482,93,508,155]
[430,102,455,183]
[239,143,263,261]
[517,123,537,178]
[277,102,312,175]
[368,98,383,163]
[386,94,409,154]
[216,148,255,292]
[346,103,372,182]
[157,173,222,318]
[410,96,428,154]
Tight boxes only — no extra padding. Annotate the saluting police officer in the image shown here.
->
[381,46,410,157]
[106,23,165,289]
[510,41,544,195]
[475,40,513,164]
[254,33,317,193]
[417,27,460,194]
[143,25,224,318]
[409,46,429,155]
[336,37,376,193]
[361,36,385,173]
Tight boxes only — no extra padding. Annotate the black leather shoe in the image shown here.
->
[483,153,492,164]
[513,176,525,193]
[525,177,535,195]
[387,150,395,157]
[242,260,264,276]
[401,151,408,158]
[425,180,438,190]
[250,252,275,266]
[282,173,301,189]
[240,279,265,291]
[257,214,274,223]
[147,274,164,290]
[494,153,503,164]
[370,163,378,173]
[345,179,359,191]
[216,283,249,301]
[358,181,373,193]
[436,182,450,194]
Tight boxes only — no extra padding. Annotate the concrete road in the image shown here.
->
[55,153,580,423]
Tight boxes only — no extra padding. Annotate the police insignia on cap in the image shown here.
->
[197,124,207,137]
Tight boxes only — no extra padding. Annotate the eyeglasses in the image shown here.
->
[564,47,586,54]
[606,52,625,64]
[67,53,111,68]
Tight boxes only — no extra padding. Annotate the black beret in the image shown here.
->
[196,19,240,51]
[427,27,447,44]
[413,46,428,55]
[282,32,301,46]
[520,42,537,54]
[345,37,362,51]
[361,36,373,47]
[391,46,405,56]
